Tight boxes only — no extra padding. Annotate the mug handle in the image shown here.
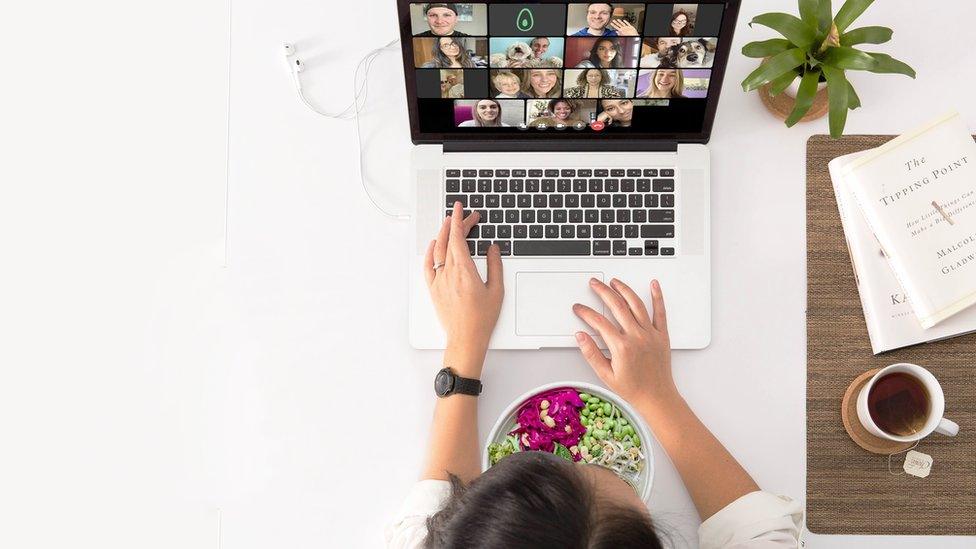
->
[935,418,959,437]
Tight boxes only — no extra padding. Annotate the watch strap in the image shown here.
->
[452,374,482,396]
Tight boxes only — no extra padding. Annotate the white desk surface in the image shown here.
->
[3,0,974,548]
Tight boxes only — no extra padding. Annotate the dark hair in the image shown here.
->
[587,2,614,11]
[424,3,458,15]
[548,98,577,114]
[424,452,663,548]
[588,38,620,69]
[431,36,475,68]
[670,10,694,36]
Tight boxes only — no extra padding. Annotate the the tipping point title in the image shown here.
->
[878,155,971,206]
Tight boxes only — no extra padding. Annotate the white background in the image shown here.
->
[1,1,974,548]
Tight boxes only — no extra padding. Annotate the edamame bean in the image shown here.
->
[618,418,628,426]
[580,416,589,426]
[587,396,600,404]
[591,445,602,457]
[633,435,641,447]
[604,419,615,429]
[581,408,590,417]
[624,426,634,436]
[593,429,607,440]
[583,435,593,447]
[596,408,605,416]
[578,393,591,401]
[602,403,612,416]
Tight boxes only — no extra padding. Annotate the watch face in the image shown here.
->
[434,368,454,396]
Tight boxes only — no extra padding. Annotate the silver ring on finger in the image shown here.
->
[433,261,446,271]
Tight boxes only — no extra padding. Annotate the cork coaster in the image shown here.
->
[841,368,914,454]
[758,83,829,122]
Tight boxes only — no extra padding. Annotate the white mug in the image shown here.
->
[856,363,960,442]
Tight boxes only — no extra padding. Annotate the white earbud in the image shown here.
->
[283,43,303,73]
[276,37,409,220]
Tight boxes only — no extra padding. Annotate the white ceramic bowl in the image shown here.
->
[482,381,655,502]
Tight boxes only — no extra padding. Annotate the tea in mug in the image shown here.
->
[867,372,931,436]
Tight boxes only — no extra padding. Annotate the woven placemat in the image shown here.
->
[806,134,976,535]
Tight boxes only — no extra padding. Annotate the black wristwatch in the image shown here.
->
[434,367,482,397]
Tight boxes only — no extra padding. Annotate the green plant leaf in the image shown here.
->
[834,0,874,33]
[769,70,799,96]
[785,69,821,127]
[846,79,861,110]
[817,0,833,32]
[862,52,917,78]
[742,39,793,58]
[799,0,819,28]
[840,26,892,46]
[822,66,849,138]
[749,13,818,49]
[820,46,879,70]
[741,48,808,92]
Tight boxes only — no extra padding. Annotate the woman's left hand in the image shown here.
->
[424,202,504,362]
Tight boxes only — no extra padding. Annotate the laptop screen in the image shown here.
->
[398,1,738,143]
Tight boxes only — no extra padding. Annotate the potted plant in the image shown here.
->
[740,0,915,137]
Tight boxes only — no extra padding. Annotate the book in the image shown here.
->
[829,150,976,354]
[839,112,976,328]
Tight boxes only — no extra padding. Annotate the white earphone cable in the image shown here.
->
[286,39,409,220]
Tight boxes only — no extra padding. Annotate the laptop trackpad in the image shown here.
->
[516,272,605,336]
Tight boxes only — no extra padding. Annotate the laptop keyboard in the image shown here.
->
[444,167,676,257]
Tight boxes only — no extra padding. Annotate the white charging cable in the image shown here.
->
[283,39,410,220]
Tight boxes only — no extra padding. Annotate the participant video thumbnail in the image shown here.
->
[525,98,597,129]
[453,99,525,127]
[563,68,636,98]
[519,68,563,99]
[595,98,634,128]
[413,37,488,68]
[488,37,565,68]
[565,36,640,69]
[410,3,488,37]
[566,3,646,37]
[490,70,529,98]
[640,36,716,68]
[642,3,724,37]
[416,68,489,98]
[636,68,710,99]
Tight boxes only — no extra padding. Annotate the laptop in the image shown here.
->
[398,0,739,349]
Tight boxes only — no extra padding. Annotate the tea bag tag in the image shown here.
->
[903,450,933,478]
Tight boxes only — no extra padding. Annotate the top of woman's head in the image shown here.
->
[424,451,663,549]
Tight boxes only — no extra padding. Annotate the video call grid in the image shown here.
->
[409,3,724,131]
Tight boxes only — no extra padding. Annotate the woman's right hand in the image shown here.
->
[571,278,679,410]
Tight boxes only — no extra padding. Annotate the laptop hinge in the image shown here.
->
[443,140,679,153]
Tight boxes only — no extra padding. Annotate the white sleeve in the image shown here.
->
[698,491,804,549]
[384,480,453,549]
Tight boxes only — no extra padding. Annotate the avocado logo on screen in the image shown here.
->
[516,8,534,31]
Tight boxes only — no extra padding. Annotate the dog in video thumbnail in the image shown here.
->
[491,40,563,68]
[659,38,715,68]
